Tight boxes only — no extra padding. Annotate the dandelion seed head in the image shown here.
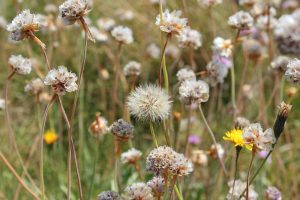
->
[285,58,300,84]
[59,0,89,25]
[176,67,196,83]
[177,27,202,49]
[155,10,188,34]
[111,25,133,44]
[125,182,153,200]
[179,80,209,105]
[6,10,40,41]
[127,84,171,122]
[44,66,78,95]
[123,61,142,77]
[97,191,122,200]
[121,148,142,164]
[228,11,254,30]
[110,119,134,140]
[8,55,32,75]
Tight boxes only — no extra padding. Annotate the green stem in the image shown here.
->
[230,66,236,111]
[149,122,159,147]
[87,138,99,199]
[174,185,184,200]
[230,147,241,198]
[246,150,255,199]
[280,78,285,102]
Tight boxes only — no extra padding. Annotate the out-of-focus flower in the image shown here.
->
[121,148,142,164]
[191,150,208,166]
[235,117,250,129]
[155,10,188,34]
[250,3,277,18]
[206,55,232,86]
[188,135,201,145]
[110,119,134,141]
[44,66,78,95]
[165,44,180,58]
[8,55,32,75]
[256,16,277,30]
[111,25,133,44]
[177,27,202,49]
[242,123,276,152]
[169,153,193,176]
[36,14,57,32]
[209,143,225,159]
[212,37,233,58]
[97,191,122,200]
[286,86,298,98]
[59,0,90,25]
[116,9,135,21]
[44,4,58,14]
[238,0,257,6]
[282,0,299,10]
[198,0,223,8]
[226,179,258,200]
[88,113,108,137]
[149,0,165,4]
[147,176,165,197]
[6,10,41,42]
[24,78,44,95]
[265,186,282,200]
[146,43,160,59]
[87,26,108,42]
[125,183,153,200]
[123,61,142,77]
[271,56,290,73]
[0,16,7,29]
[242,39,263,60]
[96,17,115,31]
[223,129,252,150]
[228,11,254,30]
[176,67,196,83]
[179,79,210,105]
[285,58,300,84]
[0,99,5,110]
[44,130,59,145]
[127,84,171,122]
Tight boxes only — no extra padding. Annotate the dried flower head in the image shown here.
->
[198,0,223,8]
[177,27,202,49]
[235,116,250,129]
[228,11,254,30]
[176,68,196,83]
[265,186,282,200]
[123,61,142,77]
[44,66,78,95]
[206,56,232,86]
[59,0,89,25]
[223,129,252,150]
[270,56,290,73]
[125,183,153,200]
[209,143,225,159]
[155,10,188,34]
[242,39,263,60]
[127,84,171,122]
[44,130,59,145]
[147,176,165,197]
[285,58,300,84]
[191,150,208,166]
[169,153,193,176]
[88,113,108,137]
[8,55,32,75]
[97,191,122,200]
[212,37,233,58]
[6,9,41,41]
[242,123,276,151]
[24,78,44,95]
[111,25,133,44]
[0,99,5,110]
[110,119,134,140]
[147,43,160,59]
[44,4,58,14]
[88,26,108,42]
[121,148,142,164]
[226,179,258,200]
[96,17,115,31]
[179,80,210,105]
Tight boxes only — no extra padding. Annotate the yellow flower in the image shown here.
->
[44,130,59,145]
[223,129,252,151]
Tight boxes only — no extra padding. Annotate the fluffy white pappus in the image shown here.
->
[44,66,78,95]
[125,182,153,200]
[176,67,196,83]
[179,79,209,105]
[177,27,202,49]
[6,9,40,41]
[155,10,188,34]
[24,78,44,95]
[123,61,142,77]
[127,84,171,122]
[111,25,133,44]
[8,55,32,75]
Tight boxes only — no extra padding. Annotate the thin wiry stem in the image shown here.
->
[88,137,100,199]
[39,94,56,200]
[246,150,255,199]
[149,122,159,147]
[0,152,39,200]
[198,104,228,177]
[112,42,122,121]
[114,139,121,192]
[158,33,170,89]
[184,104,192,156]
[230,148,241,199]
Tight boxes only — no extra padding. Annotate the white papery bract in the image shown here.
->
[8,55,32,75]
[176,68,196,83]
[59,0,89,25]
[155,10,187,34]
[212,37,233,58]
[121,148,142,164]
[228,11,253,30]
[123,61,141,77]
[177,27,202,49]
[179,79,209,105]
[111,25,133,44]
[125,183,153,200]
[24,78,44,95]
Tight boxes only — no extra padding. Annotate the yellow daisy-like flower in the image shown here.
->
[223,129,252,151]
[44,130,59,145]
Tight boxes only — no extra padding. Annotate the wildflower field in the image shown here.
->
[0,0,300,199]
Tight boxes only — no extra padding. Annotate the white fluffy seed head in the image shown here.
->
[176,67,196,83]
[123,61,142,77]
[228,11,254,30]
[127,84,171,122]
[179,80,209,105]
[8,55,32,75]
[6,9,40,41]
[111,25,133,44]
[59,0,89,25]
[125,182,153,200]
[44,66,78,95]
[121,148,142,164]
[177,27,202,49]
[155,10,188,34]
[285,58,300,85]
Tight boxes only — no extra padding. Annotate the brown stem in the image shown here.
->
[0,152,39,200]
[184,104,192,156]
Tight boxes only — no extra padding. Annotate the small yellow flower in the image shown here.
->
[223,129,252,151]
[44,130,59,145]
